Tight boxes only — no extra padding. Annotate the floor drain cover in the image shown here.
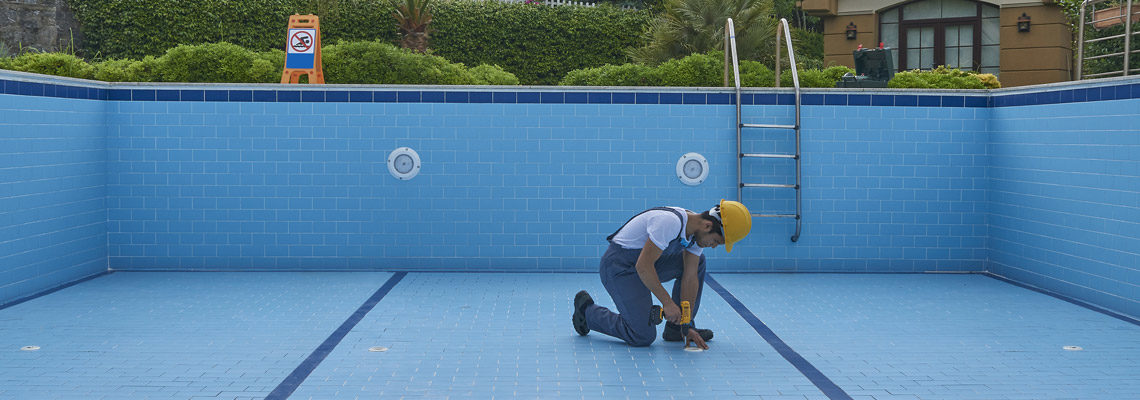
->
[368,346,389,352]
[1063,346,1083,351]
[20,346,40,351]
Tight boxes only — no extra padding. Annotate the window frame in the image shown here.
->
[888,0,986,72]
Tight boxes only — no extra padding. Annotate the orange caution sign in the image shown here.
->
[281,15,324,84]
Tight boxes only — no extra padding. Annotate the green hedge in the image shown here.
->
[888,66,1001,89]
[559,52,852,88]
[423,1,651,85]
[0,52,95,79]
[322,41,517,85]
[69,0,649,85]
[0,41,517,85]
[70,0,307,60]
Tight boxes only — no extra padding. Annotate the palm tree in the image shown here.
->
[629,0,776,65]
[392,0,433,53]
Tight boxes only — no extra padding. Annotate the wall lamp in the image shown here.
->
[846,22,857,40]
[1018,13,1031,32]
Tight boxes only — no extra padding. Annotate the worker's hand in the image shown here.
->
[684,329,709,350]
[662,302,682,325]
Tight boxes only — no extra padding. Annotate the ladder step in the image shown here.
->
[741,183,798,189]
[742,153,797,159]
[754,213,798,218]
[742,123,797,129]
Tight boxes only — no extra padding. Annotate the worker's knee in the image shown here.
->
[625,328,657,347]
[627,335,656,347]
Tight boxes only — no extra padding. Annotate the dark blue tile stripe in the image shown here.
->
[707,275,854,400]
[980,272,1140,327]
[266,271,407,400]
[3,78,1138,106]
[0,271,114,311]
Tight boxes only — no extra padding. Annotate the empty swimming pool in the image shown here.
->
[1,70,1138,399]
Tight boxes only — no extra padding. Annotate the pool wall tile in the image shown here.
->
[1,70,1138,318]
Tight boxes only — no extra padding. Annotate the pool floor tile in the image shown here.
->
[0,272,1137,399]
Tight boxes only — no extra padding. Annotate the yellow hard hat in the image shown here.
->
[716,199,752,252]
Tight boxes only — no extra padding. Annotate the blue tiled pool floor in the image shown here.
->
[1,272,1137,400]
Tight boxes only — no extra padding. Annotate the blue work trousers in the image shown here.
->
[583,240,706,346]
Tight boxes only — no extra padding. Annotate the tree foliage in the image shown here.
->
[628,0,777,65]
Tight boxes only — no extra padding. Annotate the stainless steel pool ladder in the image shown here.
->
[723,18,802,242]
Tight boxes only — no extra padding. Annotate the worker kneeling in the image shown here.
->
[573,200,752,349]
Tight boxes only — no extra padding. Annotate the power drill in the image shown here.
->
[649,301,694,347]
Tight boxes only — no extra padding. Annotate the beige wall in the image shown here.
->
[823,15,879,68]
[811,0,1072,86]
[998,4,1072,87]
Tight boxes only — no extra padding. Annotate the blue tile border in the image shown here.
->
[981,272,1140,327]
[266,271,407,400]
[2,78,1139,107]
[0,271,114,311]
[707,275,853,400]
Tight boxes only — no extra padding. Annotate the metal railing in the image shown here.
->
[1078,0,1139,79]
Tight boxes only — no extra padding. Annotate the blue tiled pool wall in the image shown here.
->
[988,98,1140,317]
[0,71,1138,318]
[744,105,988,270]
[0,92,108,306]
[101,100,989,273]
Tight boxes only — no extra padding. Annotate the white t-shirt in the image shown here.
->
[610,207,703,256]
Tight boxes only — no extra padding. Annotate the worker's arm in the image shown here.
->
[680,250,709,349]
[680,251,700,308]
[635,238,682,323]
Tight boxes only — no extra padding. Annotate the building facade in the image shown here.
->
[802,0,1071,87]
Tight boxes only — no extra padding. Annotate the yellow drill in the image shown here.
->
[649,301,694,348]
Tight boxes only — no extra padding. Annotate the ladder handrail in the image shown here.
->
[725,17,803,242]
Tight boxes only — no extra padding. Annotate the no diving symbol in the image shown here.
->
[290,31,313,53]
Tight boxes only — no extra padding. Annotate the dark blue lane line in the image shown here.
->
[0,271,114,311]
[707,275,853,400]
[267,271,408,400]
[979,272,1140,327]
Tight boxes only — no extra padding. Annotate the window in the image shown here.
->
[879,0,1000,75]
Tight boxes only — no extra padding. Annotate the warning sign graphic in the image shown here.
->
[288,29,316,54]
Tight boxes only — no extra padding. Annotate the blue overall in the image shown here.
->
[583,207,706,346]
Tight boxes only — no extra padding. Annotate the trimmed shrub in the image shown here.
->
[469,64,520,85]
[738,60,775,87]
[2,52,94,79]
[560,52,837,88]
[780,65,854,87]
[322,40,518,85]
[975,73,1001,89]
[91,59,135,82]
[160,43,284,83]
[125,56,165,82]
[888,66,994,89]
[559,63,663,86]
[657,52,723,87]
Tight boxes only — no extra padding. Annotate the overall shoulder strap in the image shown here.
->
[607,207,686,242]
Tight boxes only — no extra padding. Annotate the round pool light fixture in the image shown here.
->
[676,152,709,186]
[387,147,421,180]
